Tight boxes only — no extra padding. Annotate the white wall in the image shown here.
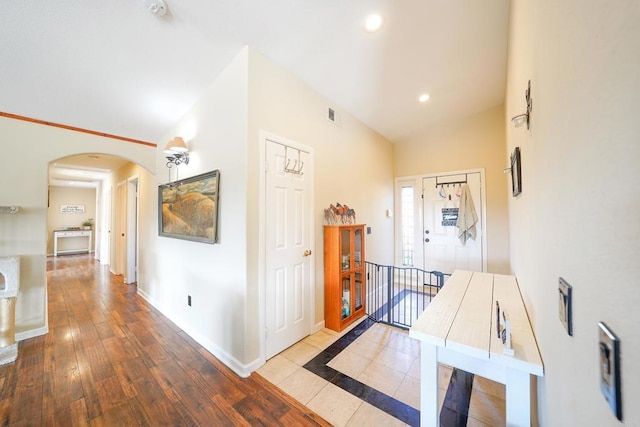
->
[507,1,640,425]
[0,116,155,339]
[46,186,96,255]
[137,48,251,375]
[247,48,395,364]
[394,105,510,273]
[135,46,395,376]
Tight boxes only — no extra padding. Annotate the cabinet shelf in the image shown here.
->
[324,224,365,332]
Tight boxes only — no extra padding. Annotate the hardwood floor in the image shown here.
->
[0,254,330,426]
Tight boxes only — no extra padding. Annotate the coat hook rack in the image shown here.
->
[284,146,304,175]
[435,173,468,188]
[511,80,532,129]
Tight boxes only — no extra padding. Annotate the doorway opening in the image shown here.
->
[48,154,144,284]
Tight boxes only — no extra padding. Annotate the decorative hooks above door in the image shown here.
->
[284,146,304,175]
[435,173,468,188]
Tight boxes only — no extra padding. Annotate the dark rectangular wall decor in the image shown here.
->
[158,170,220,244]
[511,147,522,197]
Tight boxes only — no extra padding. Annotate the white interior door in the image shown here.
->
[265,139,312,359]
[125,177,138,284]
[422,172,484,273]
[114,180,126,277]
[101,186,112,265]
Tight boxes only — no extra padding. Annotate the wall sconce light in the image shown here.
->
[164,137,189,168]
[143,0,167,16]
[511,80,532,129]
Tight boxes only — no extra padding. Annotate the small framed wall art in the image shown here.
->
[510,147,522,197]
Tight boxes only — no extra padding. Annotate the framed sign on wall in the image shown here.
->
[60,204,85,214]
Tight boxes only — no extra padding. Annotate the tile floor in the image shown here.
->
[257,318,506,426]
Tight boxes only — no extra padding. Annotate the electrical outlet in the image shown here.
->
[599,322,622,421]
[188,295,192,306]
[558,278,572,335]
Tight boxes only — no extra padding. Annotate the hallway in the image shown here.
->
[0,254,329,425]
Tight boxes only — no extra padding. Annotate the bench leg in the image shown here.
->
[506,368,531,426]
[420,342,439,427]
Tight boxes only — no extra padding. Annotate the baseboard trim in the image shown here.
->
[136,289,253,378]
[16,325,48,342]
[313,320,325,334]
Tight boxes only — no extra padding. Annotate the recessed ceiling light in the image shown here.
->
[365,14,383,33]
[418,93,430,103]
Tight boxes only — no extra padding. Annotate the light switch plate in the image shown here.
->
[558,277,572,336]
[599,322,622,421]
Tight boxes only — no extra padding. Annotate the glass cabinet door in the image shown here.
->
[341,229,351,271]
[354,228,362,268]
[341,276,351,318]
[354,272,363,311]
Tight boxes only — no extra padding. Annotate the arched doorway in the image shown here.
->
[49,154,144,284]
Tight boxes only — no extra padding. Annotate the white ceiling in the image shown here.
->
[2,0,509,147]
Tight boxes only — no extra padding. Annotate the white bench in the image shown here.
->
[409,270,544,427]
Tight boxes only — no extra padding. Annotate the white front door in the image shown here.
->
[265,139,313,359]
[422,172,484,273]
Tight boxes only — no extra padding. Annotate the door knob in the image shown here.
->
[303,250,312,257]
[425,238,430,243]
[425,230,430,234]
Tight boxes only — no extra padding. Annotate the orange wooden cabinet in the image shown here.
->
[324,224,366,332]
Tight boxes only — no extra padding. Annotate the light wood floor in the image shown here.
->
[0,254,330,426]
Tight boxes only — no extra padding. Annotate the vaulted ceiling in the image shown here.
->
[2,0,509,146]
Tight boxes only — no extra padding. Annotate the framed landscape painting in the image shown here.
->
[158,170,220,243]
